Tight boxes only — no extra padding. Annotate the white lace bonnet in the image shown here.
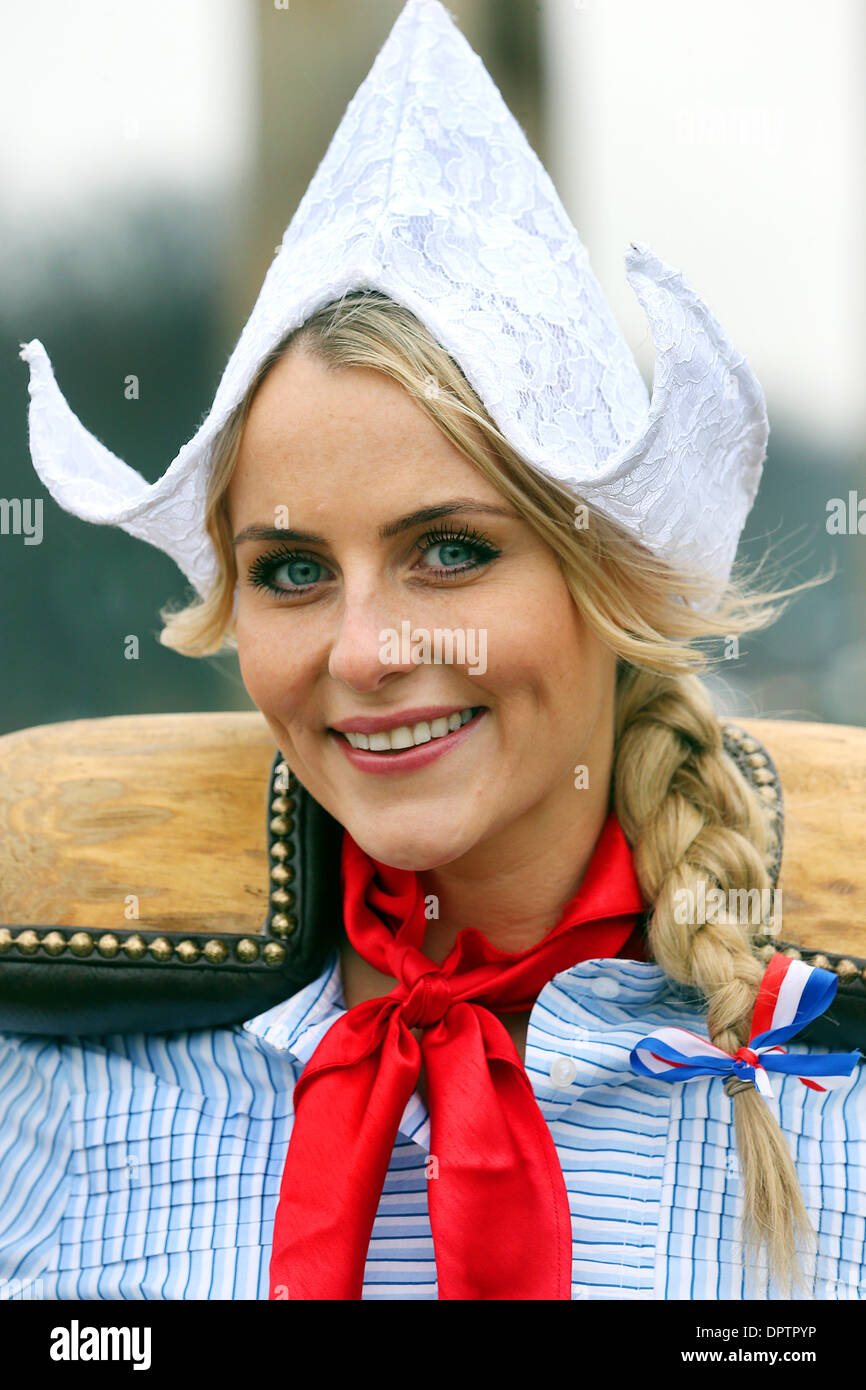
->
[18,0,767,609]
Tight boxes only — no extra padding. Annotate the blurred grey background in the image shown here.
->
[2,0,864,736]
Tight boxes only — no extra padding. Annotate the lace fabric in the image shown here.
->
[18,0,767,607]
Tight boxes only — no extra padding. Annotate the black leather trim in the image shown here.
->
[721,723,785,890]
[1,732,863,1051]
[0,752,345,1036]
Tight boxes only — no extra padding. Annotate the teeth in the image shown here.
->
[343,707,478,751]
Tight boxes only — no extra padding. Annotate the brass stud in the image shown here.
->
[203,939,229,965]
[756,941,776,962]
[15,929,41,956]
[263,941,287,966]
[758,785,778,802]
[270,888,294,909]
[270,842,290,861]
[148,936,174,962]
[747,752,768,767]
[176,939,201,964]
[68,931,95,958]
[269,913,297,938]
[96,933,120,958]
[122,934,147,960]
[740,738,759,753]
[42,930,67,956]
[0,927,12,954]
[810,954,832,971]
[236,938,259,963]
[270,863,294,885]
[270,796,294,815]
[270,815,292,836]
[724,725,744,742]
[752,768,775,784]
[782,946,802,960]
[835,958,858,982]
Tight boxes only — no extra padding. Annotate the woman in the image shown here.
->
[3,0,862,1300]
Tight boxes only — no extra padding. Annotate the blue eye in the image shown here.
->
[415,524,501,579]
[246,549,331,598]
[279,557,324,587]
[421,540,475,568]
[245,522,501,600]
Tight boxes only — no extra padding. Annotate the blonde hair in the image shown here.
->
[160,289,822,1296]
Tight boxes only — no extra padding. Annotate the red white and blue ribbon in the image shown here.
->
[630,953,861,1100]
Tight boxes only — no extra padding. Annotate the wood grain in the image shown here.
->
[0,712,863,955]
[738,718,866,958]
[0,712,276,935]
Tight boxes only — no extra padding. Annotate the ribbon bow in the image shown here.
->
[630,952,861,1100]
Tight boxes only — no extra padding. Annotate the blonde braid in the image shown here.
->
[613,665,818,1296]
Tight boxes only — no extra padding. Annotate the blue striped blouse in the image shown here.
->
[0,950,863,1300]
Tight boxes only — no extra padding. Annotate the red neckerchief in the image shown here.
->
[269,810,646,1300]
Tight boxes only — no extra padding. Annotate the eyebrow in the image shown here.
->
[231,499,521,548]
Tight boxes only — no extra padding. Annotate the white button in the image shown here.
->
[589,976,620,998]
[550,1056,578,1087]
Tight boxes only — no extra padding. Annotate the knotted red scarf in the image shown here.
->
[269,810,646,1300]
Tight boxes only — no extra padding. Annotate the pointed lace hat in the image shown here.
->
[18,0,767,608]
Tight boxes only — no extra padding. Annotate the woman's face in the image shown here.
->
[228,345,617,870]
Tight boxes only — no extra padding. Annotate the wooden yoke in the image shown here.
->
[0,711,864,1040]
[0,712,277,936]
[740,718,866,958]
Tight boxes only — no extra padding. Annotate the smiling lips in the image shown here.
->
[340,706,476,751]
[329,705,487,773]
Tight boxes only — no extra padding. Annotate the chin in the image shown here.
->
[344,816,479,872]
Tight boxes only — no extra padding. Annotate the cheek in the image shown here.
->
[235,610,266,699]
[519,583,612,717]
[494,570,592,680]
[235,610,307,718]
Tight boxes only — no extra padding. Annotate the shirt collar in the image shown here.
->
[242,950,694,1146]
[243,948,345,1062]
[243,948,433,1148]
[242,952,680,1045]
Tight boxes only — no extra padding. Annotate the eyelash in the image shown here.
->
[245,522,502,600]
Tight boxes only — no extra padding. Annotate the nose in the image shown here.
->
[327,579,419,692]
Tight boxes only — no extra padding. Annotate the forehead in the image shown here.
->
[239,348,440,456]
[228,346,500,511]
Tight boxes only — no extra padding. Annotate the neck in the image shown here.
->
[417,757,613,964]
